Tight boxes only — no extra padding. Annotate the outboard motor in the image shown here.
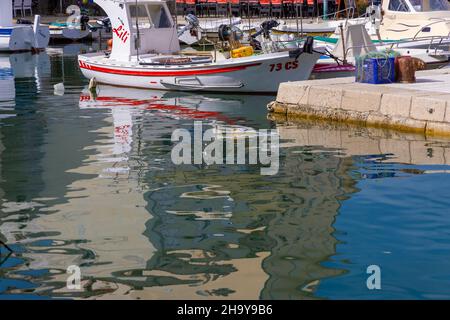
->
[177,14,200,37]
[251,20,280,40]
[289,36,315,60]
[218,24,243,42]
[185,14,200,29]
[80,15,90,31]
[16,19,33,25]
[96,17,112,32]
[249,20,280,51]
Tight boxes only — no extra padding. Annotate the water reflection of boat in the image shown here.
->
[0,56,15,104]
[80,84,273,125]
[0,51,51,93]
[77,85,353,299]
[3,73,450,298]
[0,51,51,116]
[8,52,50,78]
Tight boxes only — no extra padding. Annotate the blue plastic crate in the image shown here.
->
[355,57,395,84]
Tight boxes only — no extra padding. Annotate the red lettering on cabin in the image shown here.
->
[113,24,130,44]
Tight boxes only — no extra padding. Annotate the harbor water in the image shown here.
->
[0,46,450,299]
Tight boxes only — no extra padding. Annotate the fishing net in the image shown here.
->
[355,49,400,84]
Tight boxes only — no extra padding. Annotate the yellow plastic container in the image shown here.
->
[231,46,254,59]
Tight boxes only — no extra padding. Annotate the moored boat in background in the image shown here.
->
[0,0,49,52]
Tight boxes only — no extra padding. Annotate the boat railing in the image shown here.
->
[343,35,450,59]
[411,19,449,41]
[314,7,356,22]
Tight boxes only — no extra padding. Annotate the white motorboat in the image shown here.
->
[275,0,450,50]
[329,0,450,49]
[311,23,450,79]
[369,0,450,41]
[78,0,322,93]
[0,0,49,52]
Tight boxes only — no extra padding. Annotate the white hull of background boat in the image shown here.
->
[0,25,50,52]
[275,18,367,34]
[79,50,321,93]
[49,27,91,42]
[0,1,49,52]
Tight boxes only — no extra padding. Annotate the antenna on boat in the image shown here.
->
[247,1,251,33]
[228,1,232,26]
[135,0,141,61]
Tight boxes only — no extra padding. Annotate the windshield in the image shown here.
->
[408,0,450,11]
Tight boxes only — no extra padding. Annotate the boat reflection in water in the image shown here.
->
[76,86,351,299]
[0,51,51,119]
[1,76,450,299]
[0,55,15,113]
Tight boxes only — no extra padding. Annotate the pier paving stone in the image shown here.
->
[307,85,343,109]
[410,96,447,122]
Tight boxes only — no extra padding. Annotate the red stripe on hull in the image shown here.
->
[79,61,262,77]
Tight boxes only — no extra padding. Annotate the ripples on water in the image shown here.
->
[0,45,449,299]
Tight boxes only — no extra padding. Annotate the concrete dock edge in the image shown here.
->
[268,69,450,137]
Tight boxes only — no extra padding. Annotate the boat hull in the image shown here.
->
[78,51,321,93]
[49,27,91,43]
[0,25,49,52]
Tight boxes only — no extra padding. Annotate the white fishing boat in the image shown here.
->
[78,0,322,93]
[0,0,49,52]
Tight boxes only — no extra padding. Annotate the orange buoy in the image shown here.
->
[107,39,113,50]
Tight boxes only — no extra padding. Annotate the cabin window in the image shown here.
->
[147,4,172,28]
[388,0,410,11]
[409,0,449,11]
[129,5,152,29]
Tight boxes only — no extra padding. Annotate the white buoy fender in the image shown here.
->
[54,83,65,96]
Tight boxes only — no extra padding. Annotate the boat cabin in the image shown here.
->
[383,0,450,15]
[378,0,450,39]
[95,0,180,61]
